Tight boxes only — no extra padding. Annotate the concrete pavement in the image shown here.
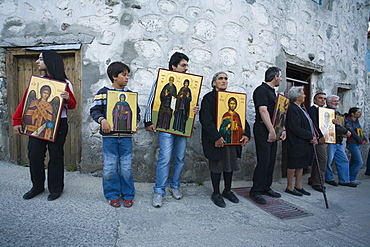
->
[0,161,369,247]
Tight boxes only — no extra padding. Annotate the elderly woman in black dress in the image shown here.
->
[285,86,316,196]
[200,72,251,207]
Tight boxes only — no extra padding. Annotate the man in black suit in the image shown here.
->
[307,93,327,192]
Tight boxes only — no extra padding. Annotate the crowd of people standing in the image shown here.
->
[12,51,370,208]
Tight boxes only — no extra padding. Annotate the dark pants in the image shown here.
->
[27,118,68,193]
[250,121,277,195]
[310,143,328,186]
[366,147,370,174]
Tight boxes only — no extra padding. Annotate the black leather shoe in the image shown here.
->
[262,189,281,198]
[312,185,324,192]
[47,192,62,201]
[325,180,338,186]
[222,190,239,203]
[294,187,311,196]
[285,188,303,196]
[23,189,44,200]
[250,194,267,205]
[211,193,226,208]
[338,182,357,188]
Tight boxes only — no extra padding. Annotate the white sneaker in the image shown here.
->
[152,193,162,207]
[169,188,182,200]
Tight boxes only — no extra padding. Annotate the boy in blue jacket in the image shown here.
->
[90,62,140,208]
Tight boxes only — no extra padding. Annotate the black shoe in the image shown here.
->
[262,189,281,198]
[285,188,303,196]
[47,192,62,201]
[23,188,44,200]
[325,180,338,186]
[338,182,357,188]
[365,173,370,176]
[250,194,267,205]
[222,190,239,203]
[308,180,313,185]
[294,187,311,196]
[312,185,324,192]
[211,193,226,208]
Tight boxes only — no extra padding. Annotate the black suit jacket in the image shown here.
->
[307,105,324,138]
[285,103,313,158]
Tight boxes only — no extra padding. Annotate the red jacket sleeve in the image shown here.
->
[65,84,76,110]
[12,88,29,126]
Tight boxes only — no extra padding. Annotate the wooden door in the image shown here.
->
[281,64,312,178]
[6,48,82,169]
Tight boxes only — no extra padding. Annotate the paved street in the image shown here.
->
[0,161,369,247]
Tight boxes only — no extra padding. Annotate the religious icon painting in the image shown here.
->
[318,108,336,144]
[356,128,364,140]
[152,68,203,137]
[216,91,247,145]
[335,115,345,127]
[106,90,138,133]
[21,75,67,142]
[272,94,290,141]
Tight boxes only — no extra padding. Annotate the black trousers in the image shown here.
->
[250,121,277,195]
[310,143,328,186]
[27,118,68,193]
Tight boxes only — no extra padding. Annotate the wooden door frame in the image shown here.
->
[6,48,82,167]
[281,63,313,178]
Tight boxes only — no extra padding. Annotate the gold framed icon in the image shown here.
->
[272,94,290,140]
[216,91,246,145]
[21,75,67,142]
[152,68,203,137]
[106,90,138,132]
[318,108,336,144]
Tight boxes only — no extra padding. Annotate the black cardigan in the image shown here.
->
[285,103,313,158]
[199,89,251,161]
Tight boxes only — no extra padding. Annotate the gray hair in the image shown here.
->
[288,86,304,102]
[211,71,226,88]
[326,95,339,103]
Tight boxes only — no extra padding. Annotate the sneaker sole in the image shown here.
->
[169,190,182,200]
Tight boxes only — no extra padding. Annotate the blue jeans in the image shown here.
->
[347,144,363,182]
[102,137,135,201]
[154,132,187,196]
[325,144,350,183]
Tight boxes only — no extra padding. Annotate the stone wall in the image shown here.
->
[0,0,369,182]
[0,48,8,160]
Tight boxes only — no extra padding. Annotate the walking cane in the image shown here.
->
[312,143,329,209]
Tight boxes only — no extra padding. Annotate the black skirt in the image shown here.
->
[287,148,313,169]
[208,145,239,173]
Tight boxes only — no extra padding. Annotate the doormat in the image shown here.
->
[233,187,311,220]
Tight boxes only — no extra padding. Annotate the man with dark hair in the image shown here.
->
[144,52,198,208]
[307,92,327,192]
[249,66,286,205]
